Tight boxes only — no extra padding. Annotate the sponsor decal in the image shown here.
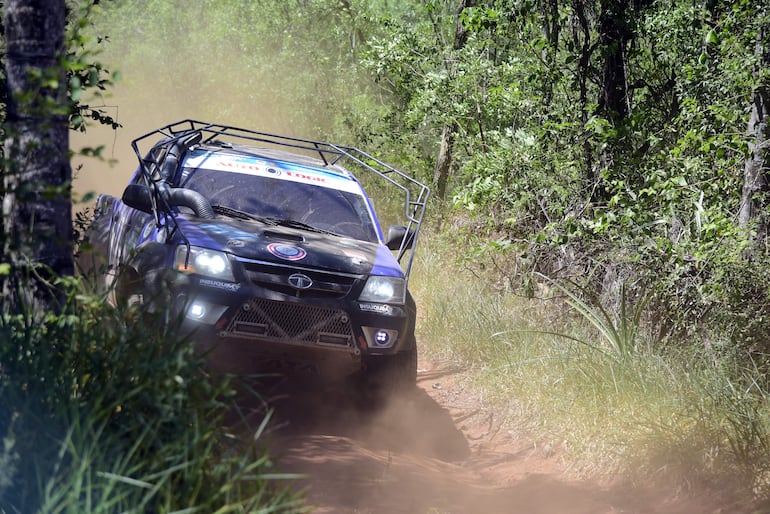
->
[227,239,246,248]
[359,302,393,315]
[267,243,306,261]
[183,151,364,194]
[198,278,241,292]
[217,159,331,185]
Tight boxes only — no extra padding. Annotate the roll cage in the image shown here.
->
[129,119,430,282]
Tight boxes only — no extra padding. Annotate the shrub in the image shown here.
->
[0,272,304,513]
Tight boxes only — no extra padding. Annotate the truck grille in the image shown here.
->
[240,260,360,299]
[224,297,355,349]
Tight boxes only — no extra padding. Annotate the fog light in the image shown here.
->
[375,330,389,345]
[184,301,228,324]
[362,326,398,348]
[188,302,206,319]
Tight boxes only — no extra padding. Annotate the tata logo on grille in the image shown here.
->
[288,273,313,290]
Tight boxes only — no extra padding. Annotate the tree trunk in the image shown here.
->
[433,124,456,202]
[3,0,72,309]
[589,0,633,203]
[738,26,770,238]
[738,86,770,231]
[433,0,476,202]
[597,0,631,126]
[572,0,594,184]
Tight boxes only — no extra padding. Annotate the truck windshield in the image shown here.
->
[179,166,379,242]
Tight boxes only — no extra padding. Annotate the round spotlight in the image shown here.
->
[374,330,390,345]
[188,303,206,319]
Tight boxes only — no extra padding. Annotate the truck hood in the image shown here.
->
[174,215,403,278]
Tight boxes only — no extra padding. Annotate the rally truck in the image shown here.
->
[82,120,429,393]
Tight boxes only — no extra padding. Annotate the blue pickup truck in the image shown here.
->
[81,120,429,394]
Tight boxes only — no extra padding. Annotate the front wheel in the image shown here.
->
[360,337,418,402]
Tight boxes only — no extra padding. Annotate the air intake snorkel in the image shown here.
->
[160,131,203,182]
[153,131,213,218]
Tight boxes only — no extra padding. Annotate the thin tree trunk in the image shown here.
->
[3,0,72,309]
[597,0,631,126]
[589,0,632,203]
[433,124,455,202]
[738,25,770,238]
[738,86,770,231]
[433,0,476,202]
[572,0,594,184]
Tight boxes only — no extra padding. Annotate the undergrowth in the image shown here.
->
[0,272,305,513]
[411,231,770,502]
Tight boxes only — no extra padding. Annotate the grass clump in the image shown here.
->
[0,273,305,513]
[411,233,770,500]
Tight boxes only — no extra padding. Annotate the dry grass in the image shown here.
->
[409,231,770,499]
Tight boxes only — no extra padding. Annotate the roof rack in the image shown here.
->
[131,120,430,281]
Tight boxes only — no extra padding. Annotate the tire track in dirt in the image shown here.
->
[233,363,732,514]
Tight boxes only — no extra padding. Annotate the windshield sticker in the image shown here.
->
[184,151,363,194]
[267,243,307,261]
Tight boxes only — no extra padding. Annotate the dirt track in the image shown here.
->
[228,361,733,514]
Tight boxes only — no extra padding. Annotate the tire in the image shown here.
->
[107,266,142,308]
[360,337,418,403]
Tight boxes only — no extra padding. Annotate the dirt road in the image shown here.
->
[236,362,737,514]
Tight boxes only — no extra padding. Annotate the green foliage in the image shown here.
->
[535,273,651,362]
[0,275,303,512]
[359,0,770,368]
[66,1,121,132]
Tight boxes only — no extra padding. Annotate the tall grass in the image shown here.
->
[411,233,770,499]
[0,273,305,513]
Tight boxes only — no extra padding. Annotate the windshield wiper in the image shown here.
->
[211,206,337,235]
[263,217,338,236]
[212,205,273,223]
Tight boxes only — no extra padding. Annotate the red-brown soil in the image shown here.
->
[229,361,751,514]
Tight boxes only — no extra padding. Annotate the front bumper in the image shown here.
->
[169,271,415,361]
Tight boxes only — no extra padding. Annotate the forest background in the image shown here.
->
[3,0,770,511]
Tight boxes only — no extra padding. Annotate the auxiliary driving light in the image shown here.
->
[184,301,229,325]
[362,326,399,348]
[188,302,206,319]
[375,330,390,344]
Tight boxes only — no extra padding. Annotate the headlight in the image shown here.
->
[359,276,406,304]
[175,246,235,281]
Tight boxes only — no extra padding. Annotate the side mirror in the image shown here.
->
[385,225,414,251]
[121,184,154,214]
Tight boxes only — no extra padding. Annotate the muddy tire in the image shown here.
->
[359,337,418,405]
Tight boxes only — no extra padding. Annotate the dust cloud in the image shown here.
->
[71,38,303,205]
[71,80,292,204]
[228,364,728,514]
